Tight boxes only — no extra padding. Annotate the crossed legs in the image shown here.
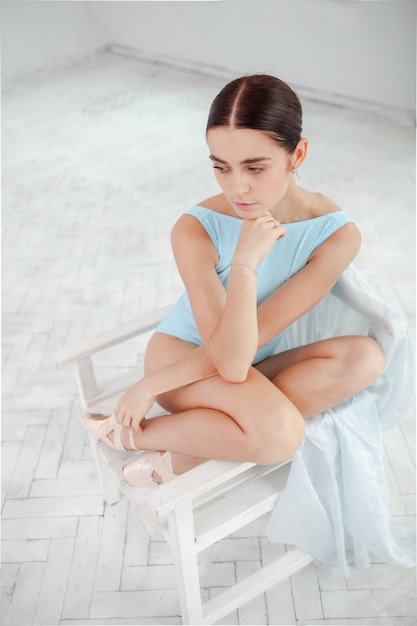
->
[132,333,385,474]
[85,334,384,480]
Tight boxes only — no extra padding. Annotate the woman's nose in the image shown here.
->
[229,173,250,195]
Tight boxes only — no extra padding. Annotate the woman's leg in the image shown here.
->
[102,333,383,478]
[255,335,385,418]
[137,364,306,465]
[126,334,384,470]
[86,333,383,480]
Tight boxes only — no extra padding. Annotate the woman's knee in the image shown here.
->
[250,405,306,465]
[348,336,385,385]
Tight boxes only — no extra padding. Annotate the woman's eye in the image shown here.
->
[212,165,264,174]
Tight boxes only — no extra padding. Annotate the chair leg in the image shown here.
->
[166,501,203,624]
[89,434,120,505]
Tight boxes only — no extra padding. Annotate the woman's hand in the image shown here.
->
[234,212,286,268]
[114,379,156,431]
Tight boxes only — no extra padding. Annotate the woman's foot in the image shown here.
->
[123,452,206,487]
[123,451,176,486]
[83,413,139,451]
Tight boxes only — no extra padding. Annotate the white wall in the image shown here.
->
[2,0,415,118]
[90,0,416,114]
[1,0,107,77]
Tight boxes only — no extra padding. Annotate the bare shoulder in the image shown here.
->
[171,202,218,265]
[171,211,206,242]
[308,190,343,217]
[299,191,361,259]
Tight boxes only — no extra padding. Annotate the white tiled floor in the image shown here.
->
[1,48,416,625]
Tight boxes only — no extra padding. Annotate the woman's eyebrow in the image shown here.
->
[242,156,273,164]
[209,154,272,164]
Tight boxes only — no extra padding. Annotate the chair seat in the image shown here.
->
[93,431,312,624]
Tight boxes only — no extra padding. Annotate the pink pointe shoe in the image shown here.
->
[123,451,176,487]
[83,413,139,451]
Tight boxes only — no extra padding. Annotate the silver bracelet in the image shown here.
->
[230,261,257,275]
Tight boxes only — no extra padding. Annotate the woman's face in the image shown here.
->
[206,127,294,219]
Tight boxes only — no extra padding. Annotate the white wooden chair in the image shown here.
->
[54,304,313,624]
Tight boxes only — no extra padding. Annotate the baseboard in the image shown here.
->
[108,43,415,128]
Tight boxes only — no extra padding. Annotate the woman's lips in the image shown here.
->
[234,202,256,210]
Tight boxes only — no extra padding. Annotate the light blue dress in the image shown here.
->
[157,205,353,363]
[157,205,415,576]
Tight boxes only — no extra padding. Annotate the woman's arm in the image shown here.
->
[115,219,361,429]
[115,345,218,429]
[172,218,361,381]
[205,262,258,381]
[172,213,285,381]
[256,222,361,348]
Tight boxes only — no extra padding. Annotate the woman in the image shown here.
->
[85,74,385,486]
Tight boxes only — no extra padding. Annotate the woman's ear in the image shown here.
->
[291,137,308,170]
